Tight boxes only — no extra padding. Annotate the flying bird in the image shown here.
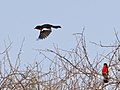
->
[34,24,61,39]
[102,63,109,83]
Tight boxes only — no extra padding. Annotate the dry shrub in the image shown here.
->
[0,31,120,90]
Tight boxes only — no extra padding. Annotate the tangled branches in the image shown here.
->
[0,32,120,90]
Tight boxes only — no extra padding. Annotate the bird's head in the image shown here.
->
[34,26,43,30]
[104,63,108,68]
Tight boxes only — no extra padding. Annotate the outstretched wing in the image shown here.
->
[38,30,52,39]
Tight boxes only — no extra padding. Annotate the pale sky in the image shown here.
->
[0,0,120,67]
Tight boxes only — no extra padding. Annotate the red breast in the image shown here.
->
[102,65,108,74]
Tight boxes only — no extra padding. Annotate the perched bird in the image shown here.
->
[34,24,61,39]
[102,63,109,83]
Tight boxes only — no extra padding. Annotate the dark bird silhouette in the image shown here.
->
[34,24,61,39]
[102,63,109,83]
[118,54,120,61]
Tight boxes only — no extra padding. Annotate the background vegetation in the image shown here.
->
[0,31,120,90]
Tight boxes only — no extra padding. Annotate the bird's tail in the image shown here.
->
[103,74,109,83]
[52,25,61,29]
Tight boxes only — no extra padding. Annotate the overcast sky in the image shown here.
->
[0,0,120,68]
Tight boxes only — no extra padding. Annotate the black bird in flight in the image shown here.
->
[34,24,61,39]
